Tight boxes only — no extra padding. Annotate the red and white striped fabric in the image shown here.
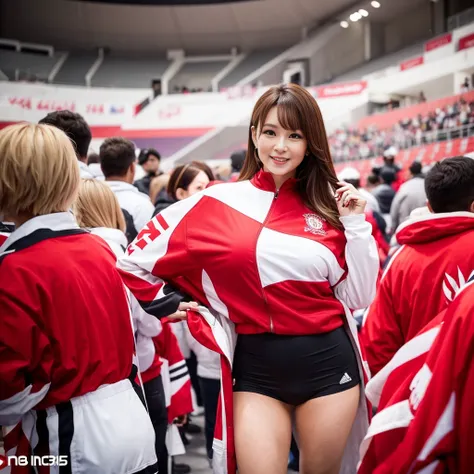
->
[359,276,474,474]
[118,170,380,473]
[153,322,193,424]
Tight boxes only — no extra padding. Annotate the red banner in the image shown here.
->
[459,32,474,51]
[425,33,452,52]
[314,81,367,99]
[400,56,424,71]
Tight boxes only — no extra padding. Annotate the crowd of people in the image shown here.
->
[329,97,474,162]
[1,82,474,474]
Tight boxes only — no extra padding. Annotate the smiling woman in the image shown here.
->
[240,83,343,230]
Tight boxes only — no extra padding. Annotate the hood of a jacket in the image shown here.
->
[396,212,474,245]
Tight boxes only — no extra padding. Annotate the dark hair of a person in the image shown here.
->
[380,169,396,185]
[409,161,423,176]
[191,161,215,181]
[425,156,474,213]
[87,152,100,165]
[167,164,203,200]
[99,137,136,178]
[39,110,92,159]
[367,174,380,186]
[239,83,342,229]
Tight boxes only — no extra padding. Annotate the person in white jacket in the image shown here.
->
[99,138,155,240]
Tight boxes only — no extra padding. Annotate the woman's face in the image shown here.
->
[176,170,210,200]
[252,106,307,186]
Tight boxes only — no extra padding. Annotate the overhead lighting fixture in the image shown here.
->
[340,20,349,28]
[359,9,369,17]
[350,12,362,21]
[371,1,381,7]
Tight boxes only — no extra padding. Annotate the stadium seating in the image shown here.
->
[0,49,61,82]
[92,55,170,88]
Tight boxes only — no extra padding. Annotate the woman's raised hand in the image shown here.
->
[335,181,367,217]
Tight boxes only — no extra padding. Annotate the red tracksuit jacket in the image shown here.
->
[0,213,156,474]
[360,276,474,474]
[362,212,474,375]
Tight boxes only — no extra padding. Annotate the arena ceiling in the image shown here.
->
[0,0,423,54]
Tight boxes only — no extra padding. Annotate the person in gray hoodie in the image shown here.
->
[390,161,427,232]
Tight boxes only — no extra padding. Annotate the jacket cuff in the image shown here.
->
[339,214,372,239]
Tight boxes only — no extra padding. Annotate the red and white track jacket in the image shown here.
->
[361,212,474,375]
[119,170,380,474]
[358,312,445,473]
[153,322,193,424]
[0,213,156,474]
[361,276,474,474]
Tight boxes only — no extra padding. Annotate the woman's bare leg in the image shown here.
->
[295,385,360,474]
[233,391,292,474]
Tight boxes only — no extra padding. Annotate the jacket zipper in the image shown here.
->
[258,189,279,333]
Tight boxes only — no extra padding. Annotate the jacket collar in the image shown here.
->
[396,211,474,245]
[250,170,298,194]
[0,212,80,255]
[106,180,139,193]
[90,227,127,249]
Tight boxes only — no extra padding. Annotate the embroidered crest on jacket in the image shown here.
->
[303,214,326,236]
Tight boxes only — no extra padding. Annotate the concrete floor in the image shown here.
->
[174,415,212,474]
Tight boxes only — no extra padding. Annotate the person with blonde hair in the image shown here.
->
[73,178,179,474]
[0,123,157,474]
[74,178,128,255]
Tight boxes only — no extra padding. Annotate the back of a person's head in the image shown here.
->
[425,156,474,213]
[380,169,396,185]
[0,123,80,219]
[367,174,380,186]
[73,179,125,232]
[39,110,91,160]
[100,137,136,178]
[230,150,246,173]
[409,161,423,176]
[88,152,100,165]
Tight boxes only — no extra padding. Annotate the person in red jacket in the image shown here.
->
[0,123,157,474]
[369,276,474,474]
[119,83,379,474]
[362,156,474,376]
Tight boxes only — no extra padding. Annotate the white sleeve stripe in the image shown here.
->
[0,383,51,426]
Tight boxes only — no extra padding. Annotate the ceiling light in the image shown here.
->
[340,20,349,28]
[350,12,362,21]
[371,1,381,7]
[359,9,369,17]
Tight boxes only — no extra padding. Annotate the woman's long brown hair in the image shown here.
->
[239,83,342,229]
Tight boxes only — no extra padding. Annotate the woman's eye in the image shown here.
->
[263,130,275,136]
[290,133,302,139]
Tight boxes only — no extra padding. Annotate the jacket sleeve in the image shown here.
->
[118,193,203,319]
[334,214,379,310]
[0,273,52,425]
[389,189,405,233]
[361,267,405,376]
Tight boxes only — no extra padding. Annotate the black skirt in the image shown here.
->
[233,326,360,406]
